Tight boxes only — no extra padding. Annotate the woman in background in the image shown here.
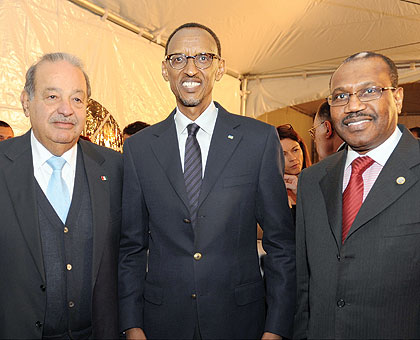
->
[277,124,311,221]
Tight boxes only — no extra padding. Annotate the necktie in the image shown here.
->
[342,156,374,243]
[184,123,202,226]
[46,156,71,223]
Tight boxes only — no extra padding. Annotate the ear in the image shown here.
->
[215,58,226,81]
[161,60,169,82]
[324,120,333,138]
[394,86,404,114]
[20,91,30,117]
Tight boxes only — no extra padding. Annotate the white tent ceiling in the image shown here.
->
[88,0,420,116]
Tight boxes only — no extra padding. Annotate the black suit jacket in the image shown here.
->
[0,131,122,339]
[294,125,420,339]
[119,103,296,339]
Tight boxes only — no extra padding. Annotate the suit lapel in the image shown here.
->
[79,140,109,286]
[348,129,420,238]
[319,151,346,249]
[3,131,45,281]
[199,105,242,207]
[150,111,190,211]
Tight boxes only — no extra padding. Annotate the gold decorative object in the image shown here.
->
[85,98,123,152]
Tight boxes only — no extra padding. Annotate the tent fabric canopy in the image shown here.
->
[90,0,420,117]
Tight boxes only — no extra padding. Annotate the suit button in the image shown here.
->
[35,321,43,328]
[193,252,202,260]
[64,227,69,233]
[40,285,46,291]
[191,293,197,299]
[68,301,75,308]
[337,299,345,308]
[66,264,72,271]
[183,218,191,223]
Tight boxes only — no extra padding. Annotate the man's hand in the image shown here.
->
[125,328,147,340]
[262,331,282,340]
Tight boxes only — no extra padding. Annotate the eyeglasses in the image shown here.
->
[165,53,220,70]
[327,86,396,107]
[308,121,325,139]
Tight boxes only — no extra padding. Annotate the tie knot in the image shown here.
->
[351,156,374,175]
[187,123,200,137]
[46,156,66,171]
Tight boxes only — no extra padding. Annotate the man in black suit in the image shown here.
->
[119,23,295,340]
[0,52,122,339]
[295,51,420,339]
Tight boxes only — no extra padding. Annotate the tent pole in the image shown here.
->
[240,77,249,116]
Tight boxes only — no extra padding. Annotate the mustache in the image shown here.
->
[342,112,376,125]
[49,116,77,125]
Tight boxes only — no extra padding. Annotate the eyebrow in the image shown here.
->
[44,87,86,96]
[332,81,376,93]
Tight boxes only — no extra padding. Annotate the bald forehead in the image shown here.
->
[166,27,218,54]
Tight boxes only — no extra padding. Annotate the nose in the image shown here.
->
[345,93,366,113]
[57,98,74,116]
[183,57,199,76]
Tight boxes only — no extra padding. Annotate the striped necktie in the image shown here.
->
[184,123,202,226]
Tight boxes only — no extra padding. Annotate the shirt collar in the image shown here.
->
[345,126,402,169]
[174,101,218,136]
[31,129,78,170]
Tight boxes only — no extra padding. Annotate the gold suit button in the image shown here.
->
[64,227,69,233]
[66,264,72,271]
[191,293,197,299]
[193,253,202,260]
[68,301,75,308]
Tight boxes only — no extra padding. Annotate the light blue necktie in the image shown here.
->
[46,156,71,223]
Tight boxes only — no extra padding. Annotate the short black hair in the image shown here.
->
[409,126,420,136]
[316,101,331,121]
[330,51,398,89]
[165,22,221,57]
[123,121,150,136]
[0,120,11,128]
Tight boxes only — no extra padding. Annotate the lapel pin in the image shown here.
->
[396,176,405,185]
[228,134,234,140]
[101,176,107,181]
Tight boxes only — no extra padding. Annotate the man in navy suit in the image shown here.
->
[119,23,295,339]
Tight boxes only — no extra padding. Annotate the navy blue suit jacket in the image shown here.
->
[119,103,295,339]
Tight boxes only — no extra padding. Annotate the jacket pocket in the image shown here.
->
[223,174,253,188]
[235,280,265,306]
[143,280,163,305]
[384,222,420,237]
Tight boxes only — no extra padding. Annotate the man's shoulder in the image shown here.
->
[79,139,122,164]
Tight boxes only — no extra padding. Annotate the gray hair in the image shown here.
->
[24,52,91,99]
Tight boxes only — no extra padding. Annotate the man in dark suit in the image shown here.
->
[119,23,295,340]
[294,51,420,339]
[0,52,122,339]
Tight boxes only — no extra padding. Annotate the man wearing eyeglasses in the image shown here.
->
[309,101,344,161]
[295,51,420,339]
[119,23,295,340]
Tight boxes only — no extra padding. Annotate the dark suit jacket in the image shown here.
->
[0,131,122,339]
[119,103,295,339]
[294,125,420,339]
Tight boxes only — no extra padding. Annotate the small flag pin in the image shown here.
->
[228,135,234,139]
[101,176,107,181]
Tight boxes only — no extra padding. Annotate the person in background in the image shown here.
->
[0,52,122,339]
[119,22,295,340]
[309,101,344,160]
[409,126,420,138]
[0,120,14,140]
[295,51,420,339]
[277,124,311,221]
[123,120,150,141]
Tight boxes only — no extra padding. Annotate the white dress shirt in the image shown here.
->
[31,130,78,199]
[343,126,402,201]
[174,101,218,177]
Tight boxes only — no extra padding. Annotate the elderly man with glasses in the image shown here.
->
[119,23,295,340]
[294,51,420,339]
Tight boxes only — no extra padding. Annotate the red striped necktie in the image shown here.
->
[342,156,374,243]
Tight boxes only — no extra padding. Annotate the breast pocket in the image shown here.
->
[223,174,254,188]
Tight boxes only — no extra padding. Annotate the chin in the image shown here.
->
[181,98,201,107]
